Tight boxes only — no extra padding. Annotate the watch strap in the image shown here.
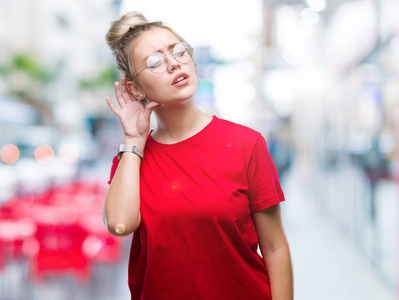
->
[118,144,144,160]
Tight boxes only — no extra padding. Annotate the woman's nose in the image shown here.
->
[166,52,180,72]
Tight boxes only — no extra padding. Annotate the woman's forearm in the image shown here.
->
[103,138,145,236]
[263,244,293,300]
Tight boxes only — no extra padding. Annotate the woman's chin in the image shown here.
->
[159,96,196,108]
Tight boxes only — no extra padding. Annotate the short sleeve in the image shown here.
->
[107,155,120,185]
[247,136,285,213]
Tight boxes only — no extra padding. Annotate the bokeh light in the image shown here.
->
[34,145,54,164]
[306,0,327,12]
[301,8,320,25]
[58,144,79,164]
[82,236,107,258]
[0,144,20,164]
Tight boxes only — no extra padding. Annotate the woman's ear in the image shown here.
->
[126,80,145,100]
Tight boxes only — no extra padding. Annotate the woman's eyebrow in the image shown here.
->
[167,42,178,49]
[154,43,179,53]
[142,42,179,62]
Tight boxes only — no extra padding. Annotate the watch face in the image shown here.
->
[133,146,144,159]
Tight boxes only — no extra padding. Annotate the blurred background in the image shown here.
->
[0,0,398,299]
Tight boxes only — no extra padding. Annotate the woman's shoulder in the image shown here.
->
[213,116,263,141]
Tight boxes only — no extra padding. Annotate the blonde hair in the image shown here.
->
[106,12,193,90]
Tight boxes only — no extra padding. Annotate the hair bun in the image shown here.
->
[106,12,147,48]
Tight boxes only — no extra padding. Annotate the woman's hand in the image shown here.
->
[106,77,160,139]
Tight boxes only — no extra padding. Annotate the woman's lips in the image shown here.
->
[172,73,189,86]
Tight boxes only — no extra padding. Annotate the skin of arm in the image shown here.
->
[103,78,159,237]
[253,203,293,300]
[102,136,146,236]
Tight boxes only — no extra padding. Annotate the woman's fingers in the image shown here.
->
[108,78,157,137]
[114,81,126,108]
[106,96,119,115]
[144,101,160,120]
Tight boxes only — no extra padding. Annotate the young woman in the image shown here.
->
[103,11,293,300]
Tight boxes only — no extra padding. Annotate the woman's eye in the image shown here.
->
[174,50,186,57]
[147,55,163,68]
[148,60,162,68]
[173,43,187,57]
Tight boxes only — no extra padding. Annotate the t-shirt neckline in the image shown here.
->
[147,116,218,151]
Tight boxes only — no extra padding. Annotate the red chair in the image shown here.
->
[30,222,90,282]
[0,218,37,260]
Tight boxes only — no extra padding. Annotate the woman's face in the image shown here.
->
[132,28,198,106]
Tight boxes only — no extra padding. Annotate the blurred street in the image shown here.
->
[1,0,398,299]
[283,161,397,300]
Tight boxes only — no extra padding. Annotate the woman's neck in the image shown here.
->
[152,99,212,144]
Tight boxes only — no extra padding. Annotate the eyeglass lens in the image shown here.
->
[146,42,191,74]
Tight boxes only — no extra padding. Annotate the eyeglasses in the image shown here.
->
[137,42,193,75]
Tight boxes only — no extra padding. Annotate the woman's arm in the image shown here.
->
[103,136,145,236]
[253,203,293,300]
[102,77,159,236]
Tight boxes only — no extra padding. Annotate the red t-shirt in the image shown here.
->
[108,116,285,300]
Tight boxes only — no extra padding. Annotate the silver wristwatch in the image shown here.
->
[117,144,144,160]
